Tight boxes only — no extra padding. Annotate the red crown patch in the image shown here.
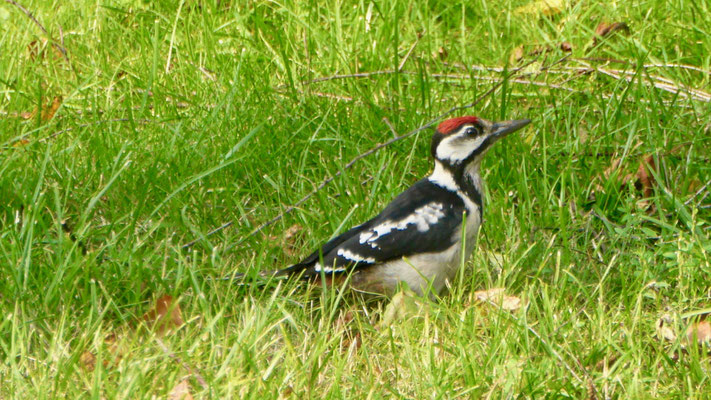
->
[437,116,479,134]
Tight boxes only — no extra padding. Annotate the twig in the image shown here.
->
[382,117,399,138]
[576,61,711,102]
[398,38,419,71]
[573,58,710,75]
[427,73,579,93]
[643,63,710,75]
[154,338,208,389]
[1,118,161,152]
[685,178,711,206]
[39,118,157,142]
[183,56,544,250]
[291,70,397,88]
[5,0,72,66]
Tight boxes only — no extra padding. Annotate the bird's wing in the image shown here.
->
[293,179,466,276]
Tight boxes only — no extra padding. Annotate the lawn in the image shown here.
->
[1,0,710,398]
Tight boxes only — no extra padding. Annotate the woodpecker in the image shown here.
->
[248,116,530,297]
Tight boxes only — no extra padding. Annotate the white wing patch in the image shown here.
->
[358,203,445,248]
[337,248,376,263]
[313,262,346,273]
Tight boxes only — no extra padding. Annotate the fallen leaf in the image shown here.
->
[20,110,35,120]
[474,288,522,311]
[510,46,525,64]
[686,321,711,346]
[27,39,45,60]
[437,46,448,61]
[594,22,630,43]
[594,354,619,371]
[514,0,564,17]
[168,380,194,400]
[592,153,660,210]
[655,314,677,342]
[12,138,30,147]
[143,295,184,335]
[78,332,125,372]
[80,351,96,371]
[529,46,549,57]
[560,42,573,52]
[625,154,656,197]
[41,96,63,121]
[687,179,702,194]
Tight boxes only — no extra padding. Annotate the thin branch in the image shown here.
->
[685,178,711,206]
[1,118,162,152]
[5,0,72,66]
[183,56,544,250]
[643,63,710,75]
[427,73,580,93]
[398,38,420,71]
[576,61,711,102]
[39,118,157,142]
[382,117,399,138]
[292,70,397,88]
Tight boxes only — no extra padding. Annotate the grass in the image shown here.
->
[1,0,710,398]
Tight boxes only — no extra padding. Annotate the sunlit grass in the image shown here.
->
[1,0,710,398]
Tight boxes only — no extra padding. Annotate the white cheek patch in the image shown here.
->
[359,203,445,247]
[436,135,487,163]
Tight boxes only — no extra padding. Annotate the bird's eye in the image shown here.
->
[465,127,478,136]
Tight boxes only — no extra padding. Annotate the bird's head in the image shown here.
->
[431,116,531,169]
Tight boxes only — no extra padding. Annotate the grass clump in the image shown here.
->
[1,0,710,398]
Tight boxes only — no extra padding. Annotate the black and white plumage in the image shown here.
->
[250,116,531,297]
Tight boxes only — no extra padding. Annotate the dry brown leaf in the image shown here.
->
[560,42,573,52]
[686,321,711,346]
[594,153,659,209]
[655,315,677,342]
[42,96,63,121]
[20,110,35,120]
[168,380,194,400]
[474,288,522,311]
[594,22,630,43]
[27,39,45,61]
[594,354,619,371]
[687,179,702,194]
[437,46,448,61]
[510,46,525,64]
[143,295,184,335]
[620,154,657,201]
[529,46,549,57]
[514,0,564,16]
[13,138,30,147]
[80,351,96,371]
[27,38,64,62]
[78,332,125,371]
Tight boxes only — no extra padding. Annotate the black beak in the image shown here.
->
[491,119,531,139]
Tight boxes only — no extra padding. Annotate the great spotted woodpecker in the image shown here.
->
[248,116,530,297]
